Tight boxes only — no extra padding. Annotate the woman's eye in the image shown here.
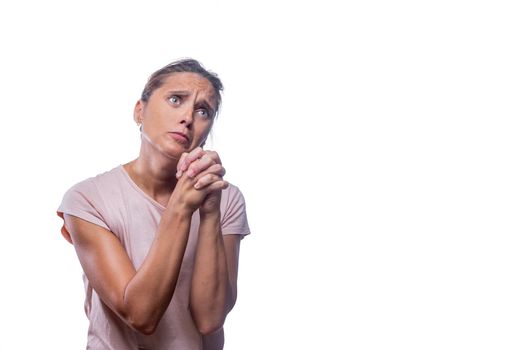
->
[196,109,210,118]
[168,96,180,104]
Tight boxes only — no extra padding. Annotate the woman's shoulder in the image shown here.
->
[57,166,124,243]
[65,165,124,194]
[59,166,127,213]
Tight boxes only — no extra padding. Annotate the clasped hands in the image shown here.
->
[171,147,228,215]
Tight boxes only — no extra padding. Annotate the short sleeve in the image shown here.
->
[221,184,251,238]
[57,180,110,244]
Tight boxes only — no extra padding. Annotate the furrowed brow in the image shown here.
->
[165,90,191,96]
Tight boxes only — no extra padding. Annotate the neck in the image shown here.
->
[125,139,181,199]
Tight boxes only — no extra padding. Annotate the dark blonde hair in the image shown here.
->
[141,58,224,116]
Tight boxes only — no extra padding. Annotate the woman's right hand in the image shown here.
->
[167,149,227,214]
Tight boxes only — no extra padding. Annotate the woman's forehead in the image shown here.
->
[161,72,215,94]
[158,72,218,108]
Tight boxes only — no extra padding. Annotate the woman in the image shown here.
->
[57,59,250,349]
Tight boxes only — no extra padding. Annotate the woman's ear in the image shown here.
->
[134,100,144,125]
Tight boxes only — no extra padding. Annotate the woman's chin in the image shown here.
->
[147,142,185,161]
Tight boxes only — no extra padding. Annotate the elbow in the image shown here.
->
[134,324,157,336]
[129,316,159,335]
[226,292,237,314]
[118,301,160,335]
[191,287,234,335]
[196,296,237,335]
[196,318,225,336]
[192,309,226,336]
[120,290,163,335]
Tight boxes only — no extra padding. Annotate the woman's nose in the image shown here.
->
[179,107,194,126]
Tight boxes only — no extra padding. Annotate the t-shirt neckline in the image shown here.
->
[117,164,167,211]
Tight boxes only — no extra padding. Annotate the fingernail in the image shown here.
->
[194,183,200,189]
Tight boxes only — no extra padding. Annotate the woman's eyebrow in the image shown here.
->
[165,90,191,96]
[195,100,215,114]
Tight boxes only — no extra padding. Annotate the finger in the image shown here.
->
[194,173,222,189]
[186,150,223,178]
[197,180,229,193]
[186,154,216,178]
[176,152,189,178]
[203,163,226,177]
[181,147,206,172]
[190,164,226,188]
[178,152,188,172]
[206,150,222,165]
[195,160,225,177]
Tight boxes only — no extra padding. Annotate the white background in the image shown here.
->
[1,0,523,349]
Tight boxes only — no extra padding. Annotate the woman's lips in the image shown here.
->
[169,132,189,145]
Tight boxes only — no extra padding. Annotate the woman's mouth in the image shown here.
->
[169,132,189,145]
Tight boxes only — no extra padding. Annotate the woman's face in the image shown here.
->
[135,72,217,159]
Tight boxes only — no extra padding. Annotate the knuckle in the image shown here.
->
[190,148,201,159]
[210,164,223,174]
[200,173,212,184]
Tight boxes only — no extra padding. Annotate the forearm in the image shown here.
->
[190,211,231,334]
[122,208,192,334]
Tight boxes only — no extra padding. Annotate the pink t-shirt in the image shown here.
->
[57,165,250,350]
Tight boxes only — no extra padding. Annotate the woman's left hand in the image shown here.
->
[176,147,227,215]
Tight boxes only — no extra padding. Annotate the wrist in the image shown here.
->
[166,204,194,219]
[199,208,221,221]
[158,206,193,236]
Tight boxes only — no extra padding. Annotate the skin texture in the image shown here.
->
[64,72,242,344]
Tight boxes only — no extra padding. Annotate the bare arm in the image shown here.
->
[190,213,242,334]
[65,205,192,335]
